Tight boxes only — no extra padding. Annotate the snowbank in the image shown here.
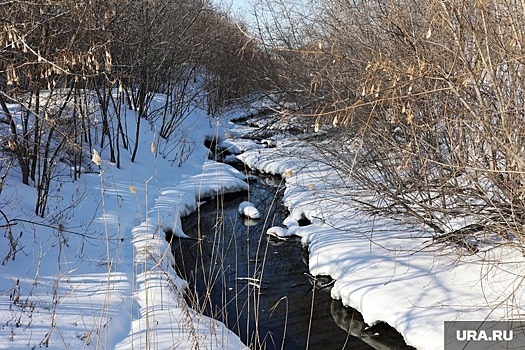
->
[232,125,525,350]
[3,90,522,350]
[0,96,249,349]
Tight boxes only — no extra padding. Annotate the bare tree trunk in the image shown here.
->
[0,95,30,185]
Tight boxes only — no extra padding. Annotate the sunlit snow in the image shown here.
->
[1,90,522,350]
[238,200,261,219]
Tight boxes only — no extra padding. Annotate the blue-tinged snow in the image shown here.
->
[2,88,521,350]
[232,123,525,350]
[0,94,249,349]
[238,200,261,219]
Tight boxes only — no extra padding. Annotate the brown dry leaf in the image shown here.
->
[406,112,413,125]
[283,169,293,178]
[391,115,398,125]
[92,149,101,166]
[407,66,414,80]
[425,27,432,39]
[406,112,414,125]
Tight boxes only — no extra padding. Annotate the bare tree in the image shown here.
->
[252,0,525,251]
[1,0,269,216]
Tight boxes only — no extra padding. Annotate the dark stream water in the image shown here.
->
[173,172,414,349]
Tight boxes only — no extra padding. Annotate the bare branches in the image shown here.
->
[252,0,525,251]
[0,0,267,216]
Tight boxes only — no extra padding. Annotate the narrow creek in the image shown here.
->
[172,167,415,349]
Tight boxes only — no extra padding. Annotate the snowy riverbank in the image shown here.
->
[1,95,523,350]
[224,113,525,350]
[114,160,249,350]
[0,99,251,349]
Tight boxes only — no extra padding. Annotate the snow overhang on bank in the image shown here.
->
[229,128,525,350]
[115,159,250,349]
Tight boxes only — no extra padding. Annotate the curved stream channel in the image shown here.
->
[173,167,414,349]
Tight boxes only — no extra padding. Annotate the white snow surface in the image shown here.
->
[266,226,294,239]
[231,123,525,350]
[0,98,249,350]
[238,200,261,219]
[1,91,523,350]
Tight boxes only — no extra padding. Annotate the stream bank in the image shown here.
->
[172,133,415,349]
[174,174,374,349]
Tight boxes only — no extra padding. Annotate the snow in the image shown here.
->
[1,88,522,350]
[162,223,192,239]
[0,95,249,350]
[238,200,261,219]
[231,122,525,350]
[266,226,295,239]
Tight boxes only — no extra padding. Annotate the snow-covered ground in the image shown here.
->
[1,91,523,350]
[227,115,525,350]
[0,97,249,349]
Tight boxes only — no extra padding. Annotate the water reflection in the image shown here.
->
[331,299,368,338]
[175,175,407,349]
[330,300,416,350]
[243,217,260,227]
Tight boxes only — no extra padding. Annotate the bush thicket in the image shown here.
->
[254,0,525,248]
[0,0,269,216]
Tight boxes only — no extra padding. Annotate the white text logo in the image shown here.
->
[456,329,513,342]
